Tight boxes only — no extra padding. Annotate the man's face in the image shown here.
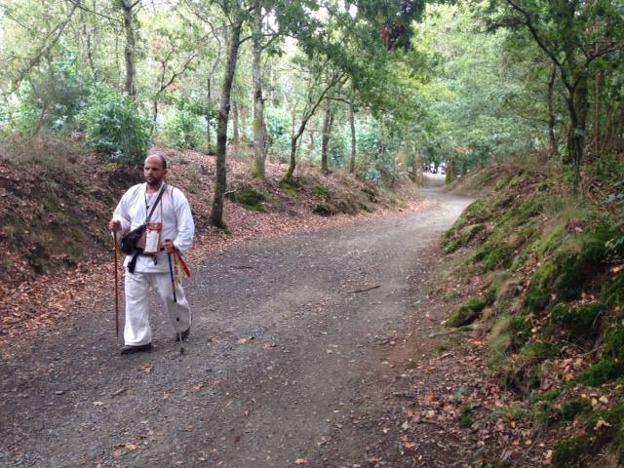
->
[144,156,167,187]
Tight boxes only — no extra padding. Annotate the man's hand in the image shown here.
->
[109,220,122,232]
[163,239,176,254]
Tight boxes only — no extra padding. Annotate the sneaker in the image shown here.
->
[120,343,153,355]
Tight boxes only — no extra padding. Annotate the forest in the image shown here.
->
[1,0,624,466]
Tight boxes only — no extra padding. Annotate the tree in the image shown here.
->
[486,0,624,182]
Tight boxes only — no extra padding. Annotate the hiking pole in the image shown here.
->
[113,230,119,337]
[166,240,184,354]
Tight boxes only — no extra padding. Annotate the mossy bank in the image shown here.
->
[442,159,624,465]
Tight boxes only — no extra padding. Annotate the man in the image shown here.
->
[108,154,195,355]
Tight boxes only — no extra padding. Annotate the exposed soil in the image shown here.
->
[0,184,474,467]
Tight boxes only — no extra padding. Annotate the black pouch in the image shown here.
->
[119,184,167,256]
[120,224,146,255]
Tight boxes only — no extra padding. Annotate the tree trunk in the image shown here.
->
[564,75,588,187]
[349,102,356,173]
[547,65,558,157]
[210,18,243,228]
[121,1,136,99]
[206,77,212,153]
[320,104,333,175]
[594,69,603,158]
[232,100,240,146]
[306,130,315,160]
[252,2,267,179]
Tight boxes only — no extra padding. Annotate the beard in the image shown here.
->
[146,177,163,188]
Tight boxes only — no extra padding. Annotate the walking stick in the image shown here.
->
[166,240,184,354]
[113,231,119,337]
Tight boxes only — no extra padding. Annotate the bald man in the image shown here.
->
[109,154,195,354]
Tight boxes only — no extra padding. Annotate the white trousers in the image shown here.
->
[124,271,191,346]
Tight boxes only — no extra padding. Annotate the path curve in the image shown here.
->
[0,187,472,467]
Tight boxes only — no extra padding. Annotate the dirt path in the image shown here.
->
[0,186,471,468]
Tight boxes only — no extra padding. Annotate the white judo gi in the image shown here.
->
[112,183,195,346]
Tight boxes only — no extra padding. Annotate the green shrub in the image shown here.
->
[79,85,151,165]
[163,106,204,150]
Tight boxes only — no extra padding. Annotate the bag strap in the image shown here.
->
[146,184,166,224]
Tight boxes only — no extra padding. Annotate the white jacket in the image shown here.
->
[112,183,195,273]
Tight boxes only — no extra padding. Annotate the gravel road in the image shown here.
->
[0,185,472,468]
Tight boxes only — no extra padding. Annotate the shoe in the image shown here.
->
[176,328,190,342]
[120,343,153,355]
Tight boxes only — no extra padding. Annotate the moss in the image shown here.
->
[553,436,592,468]
[475,241,515,271]
[278,178,300,199]
[234,189,267,212]
[447,296,489,327]
[526,262,557,311]
[531,226,566,258]
[526,226,612,312]
[551,303,605,341]
[581,360,619,387]
[509,316,532,351]
[560,399,592,421]
[314,184,330,198]
[445,223,485,254]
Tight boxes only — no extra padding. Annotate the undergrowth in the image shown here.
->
[443,157,624,464]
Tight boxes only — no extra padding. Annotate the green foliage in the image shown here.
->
[163,104,205,150]
[10,57,88,134]
[266,107,292,161]
[79,85,151,165]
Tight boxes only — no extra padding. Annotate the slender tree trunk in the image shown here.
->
[307,130,315,160]
[206,77,213,153]
[349,102,356,173]
[210,18,243,228]
[565,76,588,186]
[232,100,240,146]
[320,104,333,175]
[547,65,558,156]
[594,69,603,158]
[252,3,267,179]
[120,1,137,99]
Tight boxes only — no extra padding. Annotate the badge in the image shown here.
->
[143,222,162,254]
